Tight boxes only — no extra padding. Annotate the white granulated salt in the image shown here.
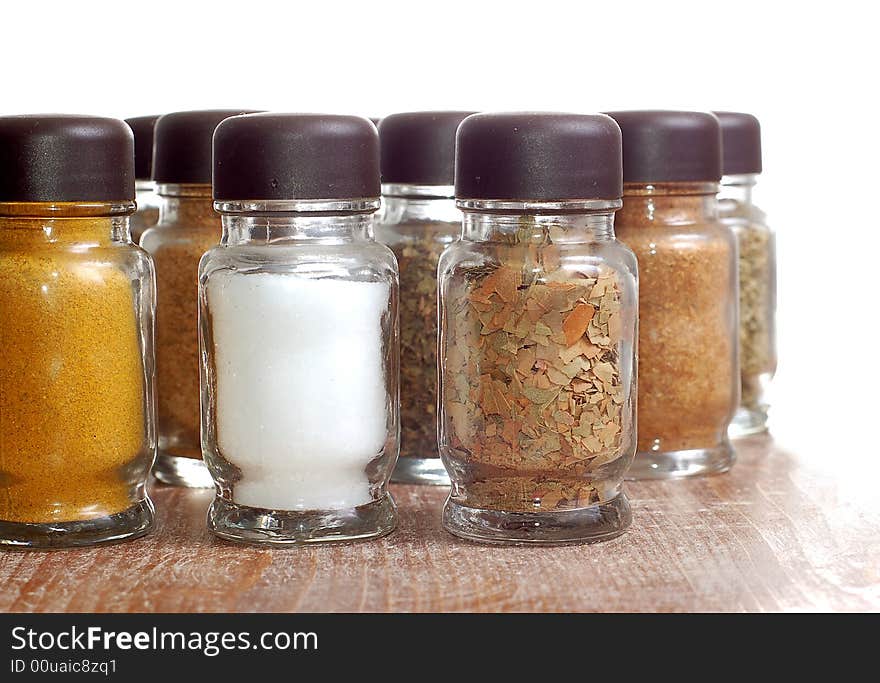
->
[207,272,390,511]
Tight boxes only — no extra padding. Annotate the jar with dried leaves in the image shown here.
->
[125,115,160,243]
[0,116,156,548]
[141,110,253,488]
[609,111,738,479]
[439,113,638,545]
[375,112,473,485]
[715,112,776,436]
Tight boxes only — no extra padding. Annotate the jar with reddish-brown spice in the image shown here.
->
[609,111,739,479]
[141,110,254,487]
[439,113,638,545]
[374,112,473,485]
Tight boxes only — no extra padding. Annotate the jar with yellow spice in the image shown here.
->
[608,111,739,479]
[140,110,255,487]
[0,115,157,547]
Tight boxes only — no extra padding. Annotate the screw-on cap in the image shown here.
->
[454,112,623,201]
[125,115,159,180]
[714,111,762,175]
[0,114,134,202]
[213,113,380,201]
[379,111,475,186]
[605,111,722,183]
[152,110,258,185]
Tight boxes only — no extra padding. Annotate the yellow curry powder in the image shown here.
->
[0,214,147,523]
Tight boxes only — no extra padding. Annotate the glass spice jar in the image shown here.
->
[714,112,776,437]
[608,111,739,479]
[125,115,161,243]
[200,114,399,544]
[439,113,638,545]
[141,110,254,488]
[375,111,473,485]
[0,115,157,547]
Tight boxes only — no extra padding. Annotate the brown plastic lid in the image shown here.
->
[714,111,762,175]
[605,111,722,183]
[379,111,475,186]
[213,113,380,201]
[455,112,623,200]
[0,114,134,202]
[152,110,258,185]
[125,115,159,180]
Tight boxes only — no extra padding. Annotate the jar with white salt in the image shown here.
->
[199,113,399,544]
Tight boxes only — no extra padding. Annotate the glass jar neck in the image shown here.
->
[0,201,134,244]
[157,183,218,228]
[718,173,757,205]
[157,183,217,226]
[135,179,156,194]
[456,198,621,243]
[380,184,459,224]
[215,199,379,245]
[617,182,719,226]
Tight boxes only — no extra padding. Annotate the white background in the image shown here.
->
[2,0,878,484]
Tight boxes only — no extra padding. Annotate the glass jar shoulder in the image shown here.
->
[199,240,398,285]
[718,197,770,229]
[0,240,154,346]
[1,230,152,280]
[617,218,737,259]
[439,237,637,286]
[722,213,774,244]
[374,217,460,249]
[139,220,221,252]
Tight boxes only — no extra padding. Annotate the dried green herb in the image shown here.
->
[392,229,453,460]
[735,222,775,409]
[441,226,627,512]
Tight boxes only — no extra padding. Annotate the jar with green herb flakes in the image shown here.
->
[375,111,473,485]
[715,112,776,437]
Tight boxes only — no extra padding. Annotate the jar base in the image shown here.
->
[0,498,154,549]
[208,494,398,546]
[154,452,213,488]
[442,492,631,546]
[391,457,450,485]
[729,406,769,438]
[626,440,735,480]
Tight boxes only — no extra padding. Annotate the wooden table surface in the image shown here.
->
[1,434,878,613]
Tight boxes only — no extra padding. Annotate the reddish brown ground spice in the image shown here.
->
[616,186,738,453]
[141,191,220,460]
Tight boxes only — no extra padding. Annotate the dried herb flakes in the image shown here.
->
[442,248,626,512]
[734,221,775,409]
[392,230,453,460]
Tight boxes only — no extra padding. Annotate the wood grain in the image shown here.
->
[1,435,878,612]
